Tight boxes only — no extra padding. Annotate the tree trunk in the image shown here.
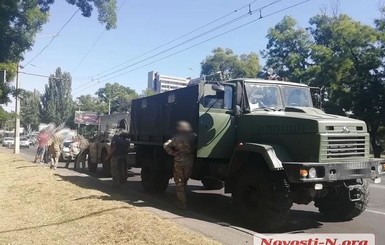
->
[371,139,382,158]
[369,125,382,158]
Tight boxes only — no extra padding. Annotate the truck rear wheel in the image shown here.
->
[232,168,292,231]
[141,167,169,193]
[314,179,369,220]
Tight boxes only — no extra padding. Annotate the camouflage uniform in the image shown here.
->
[48,133,63,170]
[164,132,196,206]
[110,129,130,187]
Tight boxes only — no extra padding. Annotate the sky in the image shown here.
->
[3,0,381,111]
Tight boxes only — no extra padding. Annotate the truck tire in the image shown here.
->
[232,168,292,231]
[102,149,112,177]
[141,167,169,193]
[202,176,224,190]
[314,179,369,220]
[88,160,97,172]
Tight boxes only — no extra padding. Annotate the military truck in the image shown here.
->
[129,78,385,230]
[86,113,130,176]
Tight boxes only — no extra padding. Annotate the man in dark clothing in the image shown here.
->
[107,119,130,187]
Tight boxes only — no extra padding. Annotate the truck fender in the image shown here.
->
[227,143,283,175]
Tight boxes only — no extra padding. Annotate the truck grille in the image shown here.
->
[324,136,366,159]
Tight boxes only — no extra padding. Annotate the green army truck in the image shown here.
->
[129,78,385,230]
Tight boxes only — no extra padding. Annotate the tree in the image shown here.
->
[140,89,156,97]
[261,16,313,83]
[0,107,15,130]
[20,89,40,132]
[0,0,117,64]
[76,94,107,114]
[40,68,73,125]
[0,0,117,104]
[95,82,138,114]
[201,48,261,81]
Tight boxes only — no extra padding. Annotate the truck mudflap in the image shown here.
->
[283,159,385,183]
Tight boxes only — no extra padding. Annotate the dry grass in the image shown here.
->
[0,151,219,245]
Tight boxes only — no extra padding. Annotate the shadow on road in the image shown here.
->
[54,172,324,234]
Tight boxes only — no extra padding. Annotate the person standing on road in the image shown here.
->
[65,137,80,169]
[107,119,130,188]
[47,131,63,170]
[163,121,197,210]
[34,130,49,164]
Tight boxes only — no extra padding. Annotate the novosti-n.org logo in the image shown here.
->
[254,233,375,245]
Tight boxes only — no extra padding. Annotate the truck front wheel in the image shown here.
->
[232,169,292,231]
[141,167,169,193]
[314,179,369,220]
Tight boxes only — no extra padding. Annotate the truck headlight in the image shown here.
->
[308,167,317,178]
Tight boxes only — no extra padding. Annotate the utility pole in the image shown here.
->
[14,65,21,154]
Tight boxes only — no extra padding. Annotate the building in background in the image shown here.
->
[147,71,191,93]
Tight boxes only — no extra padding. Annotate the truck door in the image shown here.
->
[197,83,236,159]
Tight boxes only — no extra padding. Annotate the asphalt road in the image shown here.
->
[9,146,385,245]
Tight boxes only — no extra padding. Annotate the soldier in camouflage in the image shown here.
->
[107,119,130,188]
[48,131,63,170]
[164,121,197,209]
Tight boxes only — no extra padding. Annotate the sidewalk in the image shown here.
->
[0,150,219,245]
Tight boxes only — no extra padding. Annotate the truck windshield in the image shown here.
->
[245,84,282,111]
[281,86,313,107]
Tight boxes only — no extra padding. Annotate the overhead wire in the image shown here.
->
[91,0,259,78]
[72,0,272,93]
[24,9,80,67]
[71,0,128,74]
[73,0,311,95]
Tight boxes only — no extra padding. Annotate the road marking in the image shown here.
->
[365,209,385,216]
[370,184,385,189]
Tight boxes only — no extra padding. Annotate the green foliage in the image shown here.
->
[64,0,117,30]
[0,0,117,63]
[261,16,312,83]
[140,89,156,97]
[95,82,138,114]
[0,1,49,63]
[0,107,15,130]
[201,47,261,81]
[40,68,73,125]
[0,0,117,105]
[0,63,17,104]
[76,94,108,114]
[20,89,40,132]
